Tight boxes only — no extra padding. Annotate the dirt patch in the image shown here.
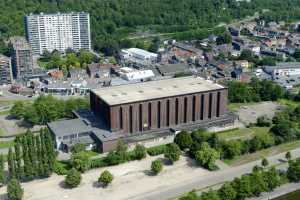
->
[0,155,210,200]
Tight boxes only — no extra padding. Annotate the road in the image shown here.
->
[129,148,300,200]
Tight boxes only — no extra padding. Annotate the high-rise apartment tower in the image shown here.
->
[25,12,91,55]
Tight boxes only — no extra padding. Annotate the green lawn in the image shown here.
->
[224,140,300,166]
[217,128,253,141]
[0,128,4,136]
[277,99,300,108]
[216,127,270,141]
[0,140,14,149]
[0,110,10,116]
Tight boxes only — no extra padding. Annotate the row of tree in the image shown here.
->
[227,78,285,103]
[10,95,89,125]
[7,129,56,182]
[180,164,283,200]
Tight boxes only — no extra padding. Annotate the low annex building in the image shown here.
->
[48,76,235,152]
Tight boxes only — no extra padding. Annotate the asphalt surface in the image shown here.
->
[129,148,300,200]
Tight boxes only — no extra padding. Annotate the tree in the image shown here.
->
[232,175,253,199]
[10,101,26,119]
[0,154,5,185]
[218,182,237,200]
[222,140,241,159]
[151,159,163,175]
[216,32,232,45]
[200,190,220,200]
[78,49,95,68]
[262,158,269,168]
[133,144,146,160]
[179,191,198,200]
[98,170,113,187]
[287,158,300,182]
[164,143,181,163]
[65,168,82,188]
[256,116,271,127]
[195,143,220,170]
[7,178,23,200]
[8,148,16,178]
[264,167,281,191]
[250,171,268,196]
[174,131,193,150]
[286,151,292,161]
[14,137,23,179]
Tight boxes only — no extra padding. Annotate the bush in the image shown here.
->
[98,170,113,186]
[195,143,220,170]
[222,140,242,159]
[256,116,271,127]
[151,159,163,175]
[71,152,90,172]
[65,168,82,188]
[147,144,166,156]
[90,158,107,169]
[164,143,181,163]
[133,144,147,160]
[174,131,193,150]
[70,144,86,154]
[7,178,23,200]
[54,161,71,175]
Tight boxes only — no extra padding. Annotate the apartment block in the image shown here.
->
[25,12,91,55]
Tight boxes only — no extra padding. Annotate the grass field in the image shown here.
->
[278,99,300,108]
[224,140,300,166]
[0,140,14,149]
[216,127,270,141]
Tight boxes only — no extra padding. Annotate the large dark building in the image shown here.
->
[49,76,234,153]
[90,76,229,135]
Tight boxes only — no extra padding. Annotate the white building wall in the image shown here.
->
[25,12,91,55]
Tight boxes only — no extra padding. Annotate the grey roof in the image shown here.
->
[156,63,191,75]
[48,118,90,137]
[92,76,224,106]
[48,110,124,142]
[275,62,300,69]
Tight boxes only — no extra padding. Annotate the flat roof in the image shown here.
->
[92,76,225,106]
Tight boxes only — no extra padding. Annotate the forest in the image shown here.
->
[1,0,300,55]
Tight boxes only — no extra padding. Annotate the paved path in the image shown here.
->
[129,148,300,200]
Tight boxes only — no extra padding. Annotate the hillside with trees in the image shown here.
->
[1,0,300,55]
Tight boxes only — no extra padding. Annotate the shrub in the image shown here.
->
[65,168,82,188]
[164,143,181,163]
[70,144,86,154]
[90,158,107,169]
[151,159,163,175]
[133,144,147,160]
[174,131,193,150]
[71,152,90,172]
[147,144,166,156]
[256,116,271,127]
[98,170,114,186]
[7,178,23,200]
[195,143,220,170]
[54,161,70,175]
